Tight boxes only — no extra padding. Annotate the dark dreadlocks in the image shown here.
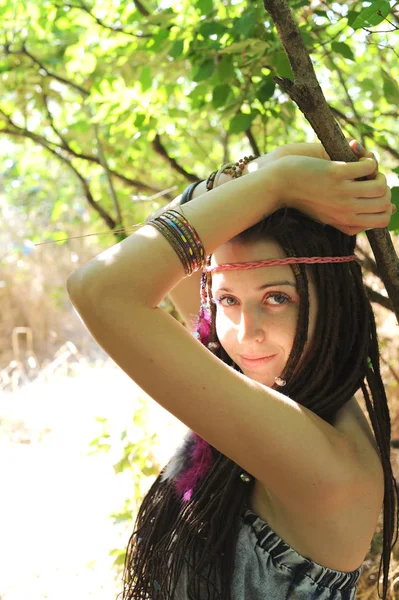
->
[120,208,398,600]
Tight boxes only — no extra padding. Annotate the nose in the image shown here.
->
[236,307,265,345]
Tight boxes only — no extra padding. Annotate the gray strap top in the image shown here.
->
[172,507,364,599]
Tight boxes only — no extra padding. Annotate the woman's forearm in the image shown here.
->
[67,162,283,309]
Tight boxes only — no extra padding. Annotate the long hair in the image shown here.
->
[121,208,398,600]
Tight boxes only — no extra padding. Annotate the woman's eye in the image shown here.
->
[212,293,290,308]
[266,293,290,306]
[212,296,237,307]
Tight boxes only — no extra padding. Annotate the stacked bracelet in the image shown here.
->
[147,153,258,278]
[148,209,206,276]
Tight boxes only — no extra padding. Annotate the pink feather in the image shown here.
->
[175,433,214,502]
[194,307,211,347]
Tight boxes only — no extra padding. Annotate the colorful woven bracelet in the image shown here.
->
[163,211,203,268]
[158,213,201,272]
[150,218,192,275]
[168,209,205,262]
[158,213,200,273]
[148,218,192,275]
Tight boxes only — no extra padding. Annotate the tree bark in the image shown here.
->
[263,0,399,324]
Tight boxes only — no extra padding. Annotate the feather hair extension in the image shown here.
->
[192,307,211,348]
[175,434,214,503]
[160,430,197,484]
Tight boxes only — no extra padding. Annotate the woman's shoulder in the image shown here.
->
[332,396,381,463]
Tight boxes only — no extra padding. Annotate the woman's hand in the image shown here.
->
[257,139,378,179]
[273,155,393,236]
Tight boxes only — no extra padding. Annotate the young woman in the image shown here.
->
[67,141,397,600]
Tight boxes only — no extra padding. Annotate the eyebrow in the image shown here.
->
[215,281,297,293]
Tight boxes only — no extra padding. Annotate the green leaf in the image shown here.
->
[290,0,309,8]
[50,200,65,222]
[347,10,361,28]
[217,55,235,81]
[140,66,152,93]
[257,74,275,103]
[212,84,230,108]
[0,61,11,73]
[351,1,391,29]
[229,112,255,134]
[381,69,399,104]
[147,29,169,52]
[388,187,399,232]
[393,167,399,176]
[331,41,355,61]
[135,113,146,128]
[112,552,126,566]
[272,52,293,79]
[235,10,258,37]
[196,0,213,16]
[169,39,184,59]
[198,22,228,39]
[193,59,215,82]
[313,10,329,18]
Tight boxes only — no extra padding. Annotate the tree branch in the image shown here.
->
[0,110,175,199]
[263,0,399,323]
[10,126,120,235]
[152,134,199,183]
[329,106,399,161]
[356,244,381,278]
[51,1,152,38]
[133,0,150,17]
[364,286,394,312]
[324,54,366,147]
[245,128,261,157]
[43,94,70,148]
[6,45,89,97]
[380,354,399,385]
[91,118,124,228]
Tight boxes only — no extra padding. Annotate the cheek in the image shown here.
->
[215,311,229,339]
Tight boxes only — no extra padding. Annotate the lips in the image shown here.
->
[240,354,277,368]
[241,355,275,360]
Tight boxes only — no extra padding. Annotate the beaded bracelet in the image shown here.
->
[213,155,258,189]
[148,154,258,277]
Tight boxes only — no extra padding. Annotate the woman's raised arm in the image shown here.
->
[156,140,381,329]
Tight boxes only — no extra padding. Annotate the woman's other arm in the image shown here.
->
[162,139,377,329]
[161,151,285,328]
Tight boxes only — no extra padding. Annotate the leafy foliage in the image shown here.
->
[1,0,399,255]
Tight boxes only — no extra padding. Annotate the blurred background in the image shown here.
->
[1,0,399,598]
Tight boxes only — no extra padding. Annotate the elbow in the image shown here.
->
[66,270,82,299]
[66,269,90,307]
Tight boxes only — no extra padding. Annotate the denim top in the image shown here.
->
[171,506,364,600]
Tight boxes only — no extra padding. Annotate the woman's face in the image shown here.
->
[210,238,318,388]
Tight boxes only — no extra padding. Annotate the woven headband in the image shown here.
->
[204,255,358,273]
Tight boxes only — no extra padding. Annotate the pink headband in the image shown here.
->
[204,255,358,273]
